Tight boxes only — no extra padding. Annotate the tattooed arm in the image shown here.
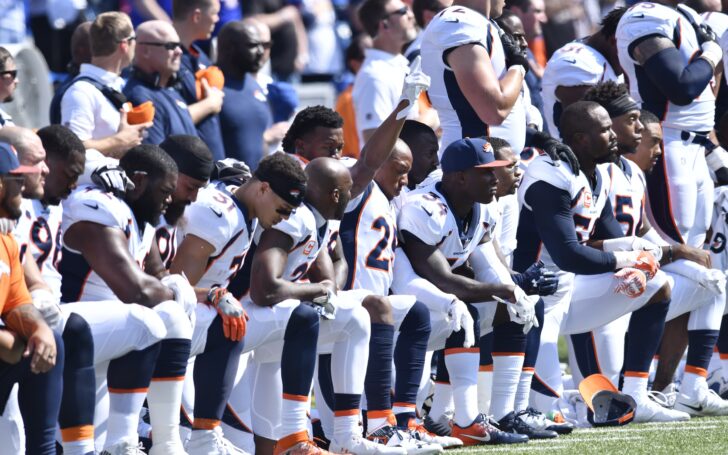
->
[3,304,57,373]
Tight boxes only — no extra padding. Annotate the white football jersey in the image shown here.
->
[14,198,64,299]
[541,41,619,139]
[599,157,646,237]
[421,6,514,153]
[617,2,715,131]
[516,155,609,270]
[256,203,330,283]
[398,182,493,269]
[59,185,156,303]
[180,185,256,290]
[707,186,728,271]
[340,182,397,293]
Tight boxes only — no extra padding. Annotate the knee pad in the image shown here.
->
[154,300,193,339]
[62,313,94,367]
[349,305,371,337]
[286,304,320,338]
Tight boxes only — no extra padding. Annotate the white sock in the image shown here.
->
[61,438,95,455]
[147,379,185,448]
[514,369,535,412]
[681,369,707,400]
[428,382,453,421]
[477,368,493,414]
[490,355,524,421]
[281,395,310,438]
[105,391,145,447]
[333,413,360,441]
[366,411,393,433]
[445,351,479,427]
[622,375,648,401]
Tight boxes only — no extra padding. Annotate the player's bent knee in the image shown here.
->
[402,301,431,333]
[350,305,371,336]
[288,304,320,334]
[362,295,393,325]
[62,313,94,366]
[129,304,168,345]
[649,282,672,305]
[153,300,193,339]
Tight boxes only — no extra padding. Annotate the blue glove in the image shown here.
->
[512,262,559,296]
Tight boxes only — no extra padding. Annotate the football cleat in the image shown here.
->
[632,394,691,423]
[366,424,442,455]
[674,386,728,417]
[185,426,249,455]
[406,419,463,449]
[450,414,528,446]
[647,383,678,409]
[517,408,573,435]
[708,375,728,400]
[329,434,406,455]
[100,437,147,455]
[422,415,452,437]
[497,411,558,439]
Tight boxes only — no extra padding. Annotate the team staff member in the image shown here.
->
[60,12,151,158]
[0,142,63,454]
[124,20,198,145]
[172,0,226,161]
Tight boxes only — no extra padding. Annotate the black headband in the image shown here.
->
[604,94,640,119]
[164,148,214,182]
[254,168,306,207]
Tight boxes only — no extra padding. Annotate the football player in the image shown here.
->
[540,7,625,138]
[577,82,728,416]
[58,145,196,454]
[515,101,687,422]
[616,0,726,247]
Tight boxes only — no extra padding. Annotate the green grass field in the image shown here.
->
[445,417,728,454]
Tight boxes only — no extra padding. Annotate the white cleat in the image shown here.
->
[185,426,250,455]
[674,386,728,417]
[101,437,146,455]
[365,425,443,455]
[150,442,188,455]
[330,434,407,455]
[647,383,678,409]
[632,394,691,423]
[406,422,463,449]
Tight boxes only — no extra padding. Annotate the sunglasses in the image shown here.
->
[139,41,183,51]
[383,6,409,19]
[247,40,273,49]
[119,34,136,43]
[0,70,17,80]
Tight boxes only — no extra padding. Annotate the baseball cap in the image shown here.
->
[578,374,636,427]
[440,137,510,173]
[0,142,41,175]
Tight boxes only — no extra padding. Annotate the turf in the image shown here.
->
[445,416,728,454]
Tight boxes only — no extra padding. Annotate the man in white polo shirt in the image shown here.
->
[60,12,151,159]
[0,47,18,127]
[352,0,418,145]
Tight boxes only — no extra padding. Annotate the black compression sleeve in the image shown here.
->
[526,181,617,275]
[642,47,714,106]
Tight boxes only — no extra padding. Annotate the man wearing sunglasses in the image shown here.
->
[0,47,18,128]
[60,12,152,159]
[123,20,198,146]
[353,0,419,145]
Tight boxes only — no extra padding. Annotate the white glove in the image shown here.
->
[447,300,475,348]
[31,288,64,331]
[162,274,197,317]
[701,40,722,68]
[697,268,726,295]
[602,236,663,262]
[0,218,15,235]
[397,56,430,120]
[311,288,337,320]
[91,164,135,198]
[494,287,539,334]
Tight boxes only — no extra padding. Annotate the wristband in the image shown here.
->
[510,65,526,77]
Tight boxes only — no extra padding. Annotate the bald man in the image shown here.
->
[0,127,49,200]
[123,20,198,145]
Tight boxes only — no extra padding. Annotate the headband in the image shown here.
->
[255,168,306,207]
[604,94,640,119]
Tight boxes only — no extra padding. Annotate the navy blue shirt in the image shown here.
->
[177,45,226,160]
[220,73,272,170]
[123,69,198,145]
